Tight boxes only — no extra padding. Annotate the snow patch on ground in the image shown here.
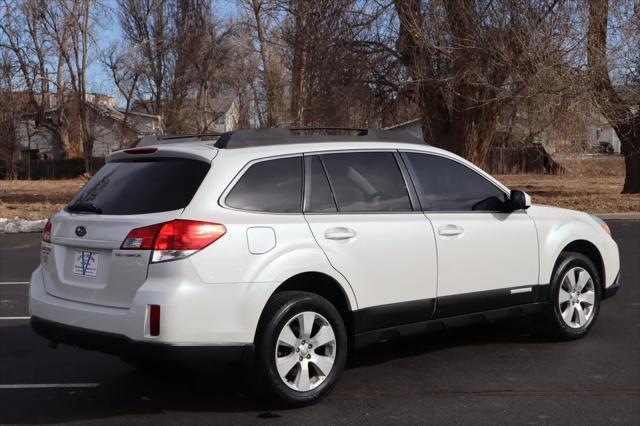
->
[0,217,47,233]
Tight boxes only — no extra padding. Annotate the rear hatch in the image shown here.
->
[42,153,212,308]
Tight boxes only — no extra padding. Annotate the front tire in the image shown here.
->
[254,291,347,407]
[543,252,602,340]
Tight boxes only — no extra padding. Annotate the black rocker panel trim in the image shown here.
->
[435,285,547,319]
[353,298,435,334]
[352,284,549,335]
[353,302,546,349]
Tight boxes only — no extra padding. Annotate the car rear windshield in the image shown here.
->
[67,159,210,215]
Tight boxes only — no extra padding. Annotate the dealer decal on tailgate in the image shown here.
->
[73,250,99,277]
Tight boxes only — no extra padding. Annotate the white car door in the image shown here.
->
[402,151,539,318]
[303,152,438,331]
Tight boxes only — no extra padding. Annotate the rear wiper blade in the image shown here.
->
[67,202,102,214]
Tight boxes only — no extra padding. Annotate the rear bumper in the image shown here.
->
[603,272,621,300]
[29,263,279,345]
[31,316,255,365]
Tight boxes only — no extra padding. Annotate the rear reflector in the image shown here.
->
[42,220,52,243]
[124,147,158,154]
[121,220,226,262]
[149,305,160,336]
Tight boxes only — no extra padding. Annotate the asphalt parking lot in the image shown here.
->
[0,220,638,425]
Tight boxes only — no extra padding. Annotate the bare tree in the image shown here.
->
[169,0,235,132]
[0,49,19,177]
[103,45,141,136]
[241,0,286,127]
[113,0,242,132]
[393,0,584,165]
[56,0,94,171]
[588,0,639,193]
[276,0,405,128]
[1,0,103,172]
[117,0,174,117]
[0,0,74,157]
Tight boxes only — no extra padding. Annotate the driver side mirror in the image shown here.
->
[508,189,531,211]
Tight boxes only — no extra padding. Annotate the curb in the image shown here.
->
[594,213,640,220]
[0,218,47,234]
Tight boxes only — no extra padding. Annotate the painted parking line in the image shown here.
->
[0,317,31,320]
[0,383,100,389]
[0,282,29,285]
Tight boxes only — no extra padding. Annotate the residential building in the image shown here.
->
[14,94,163,161]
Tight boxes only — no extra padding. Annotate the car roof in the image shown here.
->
[110,128,510,194]
[134,128,424,149]
[214,128,424,149]
[116,127,451,163]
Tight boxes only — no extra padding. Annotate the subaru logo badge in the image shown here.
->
[75,226,87,237]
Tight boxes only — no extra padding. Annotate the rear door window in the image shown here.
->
[320,152,412,212]
[68,159,210,215]
[225,156,303,213]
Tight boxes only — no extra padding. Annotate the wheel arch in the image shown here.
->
[257,271,355,342]
[555,240,605,289]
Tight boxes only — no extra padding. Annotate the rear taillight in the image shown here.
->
[121,220,226,263]
[121,224,161,249]
[42,220,52,243]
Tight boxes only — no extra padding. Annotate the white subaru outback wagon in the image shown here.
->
[30,128,621,406]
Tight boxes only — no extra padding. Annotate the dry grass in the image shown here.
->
[497,155,639,213]
[497,175,639,213]
[0,179,85,220]
[0,155,638,219]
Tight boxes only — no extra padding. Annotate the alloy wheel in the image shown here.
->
[274,311,337,392]
[558,267,596,328]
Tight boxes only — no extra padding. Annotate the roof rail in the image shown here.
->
[133,132,224,147]
[131,127,424,149]
[214,127,424,149]
[289,127,368,135]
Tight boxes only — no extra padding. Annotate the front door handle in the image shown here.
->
[325,227,357,240]
[438,224,464,236]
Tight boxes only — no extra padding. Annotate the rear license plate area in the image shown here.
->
[72,250,99,277]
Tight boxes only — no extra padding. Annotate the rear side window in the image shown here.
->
[68,159,210,215]
[226,157,302,213]
[304,156,337,213]
[320,152,412,212]
[404,153,508,212]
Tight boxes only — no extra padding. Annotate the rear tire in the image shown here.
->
[542,252,601,340]
[253,291,347,407]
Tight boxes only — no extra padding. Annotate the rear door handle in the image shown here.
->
[438,224,464,236]
[325,227,357,240]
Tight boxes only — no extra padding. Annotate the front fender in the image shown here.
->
[529,206,620,287]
